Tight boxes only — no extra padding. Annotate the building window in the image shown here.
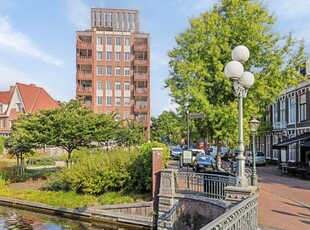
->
[115,82,121,90]
[124,52,130,61]
[115,67,121,76]
[106,37,112,45]
[16,103,21,112]
[127,13,131,30]
[97,52,102,60]
[106,66,112,76]
[97,37,102,45]
[115,52,121,61]
[280,100,285,123]
[121,13,125,30]
[106,52,112,60]
[97,81,102,90]
[289,97,296,123]
[116,37,121,46]
[124,67,130,76]
[133,13,136,31]
[124,82,130,91]
[115,97,121,106]
[116,12,120,29]
[104,12,108,27]
[125,38,130,46]
[289,138,296,162]
[110,12,113,27]
[97,97,103,105]
[299,94,306,122]
[97,66,103,75]
[124,112,130,120]
[272,135,279,159]
[266,135,271,159]
[93,11,97,27]
[99,12,102,27]
[273,103,278,124]
[10,120,13,128]
[106,97,112,105]
[124,97,130,106]
[1,119,5,128]
[106,82,112,90]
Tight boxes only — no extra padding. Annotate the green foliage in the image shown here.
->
[166,0,307,150]
[126,142,169,194]
[0,136,4,154]
[151,111,185,145]
[26,156,57,166]
[99,192,133,205]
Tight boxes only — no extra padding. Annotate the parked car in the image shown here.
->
[193,155,216,172]
[245,151,266,166]
[179,149,205,167]
[170,146,183,159]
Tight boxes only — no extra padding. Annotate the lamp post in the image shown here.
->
[224,45,254,187]
[249,117,260,186]
[168,134,172,146]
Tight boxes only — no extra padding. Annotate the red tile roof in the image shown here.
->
[0,91,12,104]
[16,83,60,113]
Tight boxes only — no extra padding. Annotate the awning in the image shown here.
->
[273,132,310,149]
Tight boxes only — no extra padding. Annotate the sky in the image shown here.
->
[0,0,310,117]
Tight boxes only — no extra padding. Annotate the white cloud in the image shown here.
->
[65,0,89,29]
[0,16,63,67]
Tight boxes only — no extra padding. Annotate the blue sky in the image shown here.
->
[0,0,310,117]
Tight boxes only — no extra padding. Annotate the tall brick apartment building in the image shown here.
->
[76,8,150,139]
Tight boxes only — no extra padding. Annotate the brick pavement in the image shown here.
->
[257,166,310,230]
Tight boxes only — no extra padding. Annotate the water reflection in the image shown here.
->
[0,205,139,229]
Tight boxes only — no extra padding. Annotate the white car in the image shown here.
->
[246,151,266,166]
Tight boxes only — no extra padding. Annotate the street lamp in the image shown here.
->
[224,45,255,187]
[249,117,260,186]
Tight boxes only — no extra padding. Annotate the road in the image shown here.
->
[257,166,310,230]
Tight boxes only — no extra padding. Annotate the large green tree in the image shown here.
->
[166,0,306,166]
[151,111,184,145]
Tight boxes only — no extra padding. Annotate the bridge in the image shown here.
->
[156,168,259,229]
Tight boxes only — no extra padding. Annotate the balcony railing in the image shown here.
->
[77,56,92,63]
[134,104,148,112]
[77,71,92,79]
[134,72,148,81]
[134,58,148,66]
[134,42,148,51]
[273,121,287,130]
[135,88,148,96]
[77,40,92,49]
[77,86,92,95]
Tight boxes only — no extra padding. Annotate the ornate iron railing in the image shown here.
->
[174,172,236,199]
[200,193,259,230]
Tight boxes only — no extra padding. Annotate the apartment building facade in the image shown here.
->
[76,8,150,139]
[0,83,60,136]
[259,61,310,164]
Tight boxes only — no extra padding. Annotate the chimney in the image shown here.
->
[29,83,36,87]
[10,86,14,93]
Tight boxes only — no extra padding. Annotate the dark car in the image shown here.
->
[193,155,216,172]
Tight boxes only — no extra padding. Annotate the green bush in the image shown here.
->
[0,136,4,155]
[26,156,57,166]
[46,143,168,195]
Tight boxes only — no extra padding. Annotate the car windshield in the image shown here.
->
[173,147,182,152]
[197,156,215,163]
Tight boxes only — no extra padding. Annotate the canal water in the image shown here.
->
[0,205,140,230]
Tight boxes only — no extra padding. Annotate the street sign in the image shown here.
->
[188,113,205,119]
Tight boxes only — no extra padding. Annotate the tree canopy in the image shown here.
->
[166,0,307,150]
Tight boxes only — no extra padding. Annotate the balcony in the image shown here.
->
[134,42,148,51]
[134,58,148,66]
[77,56,92,64]
[77,70,92,80]
[134,72,148,81]
[77,40,92,49]
[135,88,148,96]
[273,121,287,131]
[134,104,148,112]
[77,86,92,96]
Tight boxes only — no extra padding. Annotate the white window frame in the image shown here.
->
[124,97,130,106]
[124,67,130,76]
[115,52,121,61]
[115,67,121,76]
[97,37,102,45]
[97,81,102,90]
[115,37,121,46]
[289,97,296,124]
[106,66,112,76]
[115,82,121,90]
[97,66,103,76]
[106,51,112,61]
[97,51,102,60]
[106,82,112,90]
[124,82,130,91]
[106,37,112,45]
[106,96,112,106]
[115,97,121,106]
[125,38,130,46]
[97,96,103,105]
[280,100,285,122]
[299,94,306,122]
[124,52,130,61]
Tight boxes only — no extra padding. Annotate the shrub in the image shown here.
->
[0,136,4,154]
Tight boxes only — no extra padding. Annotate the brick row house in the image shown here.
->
[0,83,60,136]
[259,61,310,165]
[76,8,151,140]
